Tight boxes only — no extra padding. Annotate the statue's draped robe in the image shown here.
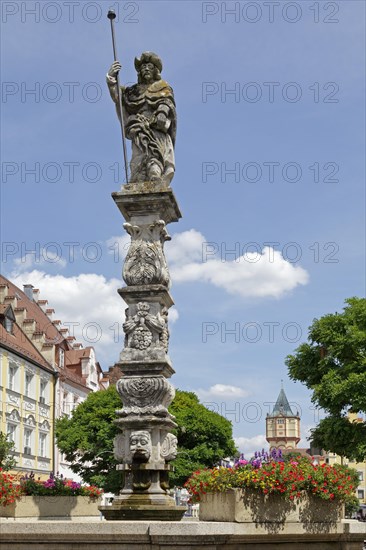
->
[107,77,177,185]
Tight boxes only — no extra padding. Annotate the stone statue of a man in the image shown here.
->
[107,52,177,186]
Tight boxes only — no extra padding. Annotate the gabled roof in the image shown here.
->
[0,320,53,372]
[0,274,64,345]
[269,388,296,417]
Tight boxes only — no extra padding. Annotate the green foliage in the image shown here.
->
[169,390,237,486]
[55,386,237,492]
[0,432,17,471]
[55,385,122,493]
[286,297,366,461]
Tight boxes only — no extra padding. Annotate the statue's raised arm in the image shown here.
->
[107,52,177,186]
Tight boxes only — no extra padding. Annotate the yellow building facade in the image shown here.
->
[0,347,55,479]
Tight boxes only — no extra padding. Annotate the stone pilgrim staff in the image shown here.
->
[107,9,129,183]
[107,49,177,186]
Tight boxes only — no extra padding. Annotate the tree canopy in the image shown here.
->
[286,297,366,461]
[55,386,237,491]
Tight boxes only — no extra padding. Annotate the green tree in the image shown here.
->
[55,385,122,492]
[286,297,366,461]
[0,432,17,471]
[169,390,237,485]
[55,387,237,492]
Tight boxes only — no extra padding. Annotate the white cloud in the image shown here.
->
[13,249,67,272]
[165,229,206,265]
[234,435,269,458]
[169,240,309,299]
[105,229,309,299]
[197,384,250,399]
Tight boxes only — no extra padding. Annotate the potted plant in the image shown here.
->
[0,471,102,518]
[185,450,359,531]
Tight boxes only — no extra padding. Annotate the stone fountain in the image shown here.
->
[99,51,186,520]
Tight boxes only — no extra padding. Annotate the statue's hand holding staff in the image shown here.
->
[108,61,122,79]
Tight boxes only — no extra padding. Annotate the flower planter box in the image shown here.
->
[1,495,101,518]
[199,489,344,529]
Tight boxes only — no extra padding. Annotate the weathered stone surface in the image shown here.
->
[0,519,365,549]
[0,496,101,518]
[112,187,182,225]
[199,490,345,533]
[116,375,175,418]
[106,54,184,520]
[123,221,171,288]
[107,52,176,186]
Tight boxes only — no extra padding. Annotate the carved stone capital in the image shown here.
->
[116,375,175,418]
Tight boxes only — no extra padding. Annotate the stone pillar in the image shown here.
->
[100,182,186,520]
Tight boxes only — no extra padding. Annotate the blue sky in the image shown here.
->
[1,1,365,455]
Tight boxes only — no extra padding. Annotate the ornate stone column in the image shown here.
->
[100,182,186,520]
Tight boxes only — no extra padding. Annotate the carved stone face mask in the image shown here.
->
[129,430,152,462]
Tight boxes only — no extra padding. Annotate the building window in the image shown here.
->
[59,348,65,368]
[62,392,69,415]
[8,365,17,391]
[72,395,79,411]
[24,429,32,455]
[357,489,364,500]
[358,471,364,482]
[7,423,16,444]
[277,419,285,424]
[25,373,33,397]
[40,380,47,403]
[4,316,13,333]
[39,433,47,457]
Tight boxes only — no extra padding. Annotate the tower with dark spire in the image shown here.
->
[266,383,300,451]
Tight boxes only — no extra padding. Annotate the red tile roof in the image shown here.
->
[0,321,53,372]
[0,275,64,345]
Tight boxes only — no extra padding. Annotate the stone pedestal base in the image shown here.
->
[100,492,185,521]
[99,503,186,521]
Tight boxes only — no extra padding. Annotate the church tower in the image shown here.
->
[266,384,300,451]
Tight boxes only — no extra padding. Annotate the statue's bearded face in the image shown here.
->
[140,62,155,83]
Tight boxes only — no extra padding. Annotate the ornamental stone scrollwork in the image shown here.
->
[24,415,36,428]
[114,433,127,462]
[8,394,20,406]
[6,409,21,422]
[39,420,50,431]
[25,365,36,376]
[160,433,178,461]
[123,302,167,351]
[39,406,49,417]
[24,400,36,411]
[123,220,171,287]
[116,375,175,417]
[159,306,169,353]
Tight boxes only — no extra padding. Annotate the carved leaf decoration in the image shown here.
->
[123,241,170,286]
